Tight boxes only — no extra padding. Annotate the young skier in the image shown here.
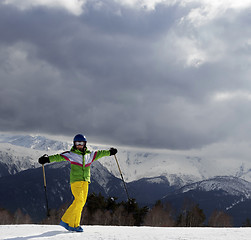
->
[38,134,117,232]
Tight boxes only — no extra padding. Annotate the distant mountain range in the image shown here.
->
[0,133,251,226]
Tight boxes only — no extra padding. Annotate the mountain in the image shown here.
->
[0,134,71,151]
[1,133,251,186]
[127,176,176,206]
[0,143,39,177]
[172,176,251,199]
[0,134,73,178]
[161,176,251,226]
[1,133,251,226]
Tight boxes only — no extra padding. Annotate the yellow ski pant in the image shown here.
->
[61,181,89,228]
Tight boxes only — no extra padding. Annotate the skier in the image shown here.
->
[38,134,117,232]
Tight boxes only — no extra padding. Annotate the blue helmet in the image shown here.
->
[73,134,87,142]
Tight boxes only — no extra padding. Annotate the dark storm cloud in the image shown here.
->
[0,1,251,149]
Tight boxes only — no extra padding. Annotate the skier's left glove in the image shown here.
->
[38,154,50,164]
[109,148,117,156]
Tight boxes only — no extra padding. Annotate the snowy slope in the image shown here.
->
[180,176,251,198]
[1,225,251,240]
[0,134,74,177]
[0,143,40,177]
[99,150,203,186]
[0,134,71,151]
[99,147,251,186]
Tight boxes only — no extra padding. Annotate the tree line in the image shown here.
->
[0,193,251,227]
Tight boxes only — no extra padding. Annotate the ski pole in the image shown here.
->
[42,164,50,217]
[114,154,131,202]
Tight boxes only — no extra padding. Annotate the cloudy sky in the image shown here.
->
[0,0,251,151]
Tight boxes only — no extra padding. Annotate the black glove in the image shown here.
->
[109,148,117,156]
[38,154,50,164]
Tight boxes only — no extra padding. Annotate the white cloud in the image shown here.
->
[113,0,172,10]
[180,0,251,26]
[3,0,87,15]
[112,0,251,14]
[213,91,251,102]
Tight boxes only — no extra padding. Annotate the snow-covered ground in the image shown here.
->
[1,225,251,240]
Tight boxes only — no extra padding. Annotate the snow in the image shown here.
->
[0,225,251,240]
[146,177,166,184]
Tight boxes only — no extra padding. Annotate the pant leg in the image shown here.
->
[61,181,89,228]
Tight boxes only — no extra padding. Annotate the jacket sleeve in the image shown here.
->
[94,150,111,160]
[49,154,67,163]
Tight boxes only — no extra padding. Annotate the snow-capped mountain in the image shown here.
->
[1,132,251,188]
[99,148,251,188]
[0,133,202,186]
[0,143,40,177]
[0,134,77,178]
[159,176,251,226]
[0,133,71,151]
[1,133,251,226]
[179,176,251,198]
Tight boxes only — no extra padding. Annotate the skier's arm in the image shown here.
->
[94,150,111,161]
[48,153,68,163]
[93,148,118,160]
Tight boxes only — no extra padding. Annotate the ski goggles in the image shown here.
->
[75,141,86,146]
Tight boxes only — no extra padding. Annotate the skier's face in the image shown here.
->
[75,141,86,150]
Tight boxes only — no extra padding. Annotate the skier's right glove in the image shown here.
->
[38,154,50,164]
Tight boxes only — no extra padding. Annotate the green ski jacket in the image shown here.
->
[49,147,110,183]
